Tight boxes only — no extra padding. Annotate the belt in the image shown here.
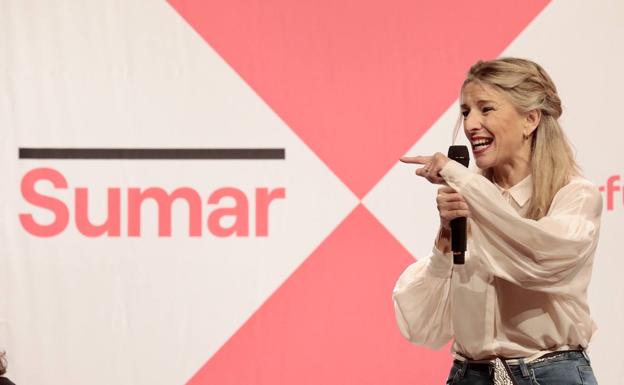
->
[453,350,586,385]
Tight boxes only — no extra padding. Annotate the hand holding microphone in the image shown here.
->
[437,186,470,232]
[399,146,471,264]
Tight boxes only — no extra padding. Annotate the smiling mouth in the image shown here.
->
[471,138,494,154]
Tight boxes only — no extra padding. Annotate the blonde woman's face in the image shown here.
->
[460,82,528,170]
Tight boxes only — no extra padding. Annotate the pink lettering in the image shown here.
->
[19,168,69,237]
[207,188,249,237]
[128,187,202,237]
[75,188,121,237]
[255,187,286,236]
[605,175,621,211]
[19,168,285,237]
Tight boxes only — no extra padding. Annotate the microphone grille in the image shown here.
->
[448,145,470,167]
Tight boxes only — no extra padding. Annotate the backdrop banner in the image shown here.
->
[1,1,622,384]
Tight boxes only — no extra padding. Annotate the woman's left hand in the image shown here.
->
[400,152,450,184]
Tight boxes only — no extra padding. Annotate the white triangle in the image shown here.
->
[0,2,358,385]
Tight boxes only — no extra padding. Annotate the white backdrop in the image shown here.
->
[1,1,622,384]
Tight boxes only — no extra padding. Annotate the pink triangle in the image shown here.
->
[185,205,452,385]
[168,0,550,198]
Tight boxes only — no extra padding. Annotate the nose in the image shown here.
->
[463,111,482,134]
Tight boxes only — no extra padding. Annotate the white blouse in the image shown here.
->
[392,160,603,361]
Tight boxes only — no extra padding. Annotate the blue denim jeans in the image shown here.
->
[445,351,598,385]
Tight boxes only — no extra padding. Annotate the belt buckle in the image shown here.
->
[492,358,519,385]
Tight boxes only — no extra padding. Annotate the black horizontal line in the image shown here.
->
[19,148,285,160]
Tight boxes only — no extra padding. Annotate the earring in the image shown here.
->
[523,131,530,141]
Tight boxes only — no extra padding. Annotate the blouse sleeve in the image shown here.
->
[392,245,454,349]
[439,160,603,293]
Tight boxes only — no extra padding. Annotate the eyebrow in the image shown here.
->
[460,99,497,109]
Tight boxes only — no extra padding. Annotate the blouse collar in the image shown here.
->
[493,173,532,207]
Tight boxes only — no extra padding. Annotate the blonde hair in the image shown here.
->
[456,57,580,220]
[0,351,6,375]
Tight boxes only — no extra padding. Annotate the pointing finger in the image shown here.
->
[400,155,431,164]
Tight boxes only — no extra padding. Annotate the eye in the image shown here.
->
[461,110,469,117]
[482,106,494,114]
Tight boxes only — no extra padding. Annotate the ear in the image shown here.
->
[524,109,541,135]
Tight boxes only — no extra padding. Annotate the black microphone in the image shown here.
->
[447,145,470,264]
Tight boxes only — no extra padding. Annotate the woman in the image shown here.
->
[395,58,602,385]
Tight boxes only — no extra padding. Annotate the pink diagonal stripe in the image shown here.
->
[185,205,452,385]
[168,0,550,198]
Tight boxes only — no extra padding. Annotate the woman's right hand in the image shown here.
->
[435,186,471,253]
[437,186,471,230]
